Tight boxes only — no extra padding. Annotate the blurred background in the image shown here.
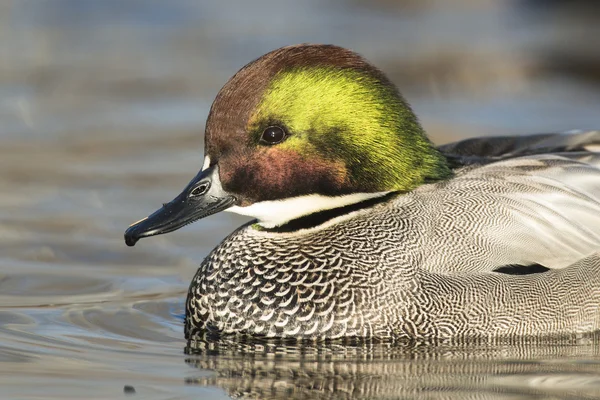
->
[1,1,600,399]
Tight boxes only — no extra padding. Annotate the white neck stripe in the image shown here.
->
[225,192,390,228]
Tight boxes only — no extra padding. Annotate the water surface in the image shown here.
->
[1,1,600,398]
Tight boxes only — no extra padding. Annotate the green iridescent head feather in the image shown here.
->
[202,45,452,204]
[247,66,451,193]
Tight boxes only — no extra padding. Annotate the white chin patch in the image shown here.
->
[225,192,390,228]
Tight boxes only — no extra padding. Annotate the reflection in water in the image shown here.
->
[184,335,600,399]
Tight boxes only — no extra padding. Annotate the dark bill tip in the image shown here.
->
[124,221,145,246]
[124,203,182,247]
[125,234,138,247]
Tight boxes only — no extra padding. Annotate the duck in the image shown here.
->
[125,44,600,341]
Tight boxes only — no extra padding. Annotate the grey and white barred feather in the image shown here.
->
[186,131,600,340]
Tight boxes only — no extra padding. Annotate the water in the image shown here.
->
[185,337,600,399]
[1,1,600,398]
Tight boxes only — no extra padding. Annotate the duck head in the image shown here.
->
[125,44,450,246]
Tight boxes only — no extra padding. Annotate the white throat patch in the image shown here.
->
[225,192,390,228]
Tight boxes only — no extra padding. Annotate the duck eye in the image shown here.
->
[260,126,286,145]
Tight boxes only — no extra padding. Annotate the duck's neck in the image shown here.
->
[226,191,392,229]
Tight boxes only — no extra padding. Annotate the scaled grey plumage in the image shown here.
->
[185,131,600,340]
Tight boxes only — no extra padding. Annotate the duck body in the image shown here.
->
[124,44,600,340]
[185,132,600,340]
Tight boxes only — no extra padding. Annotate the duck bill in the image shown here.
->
[124,165,236,247]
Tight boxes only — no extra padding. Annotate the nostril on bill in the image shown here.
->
[190,182,210,197]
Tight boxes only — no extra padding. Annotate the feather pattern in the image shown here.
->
[185,131,600,340]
